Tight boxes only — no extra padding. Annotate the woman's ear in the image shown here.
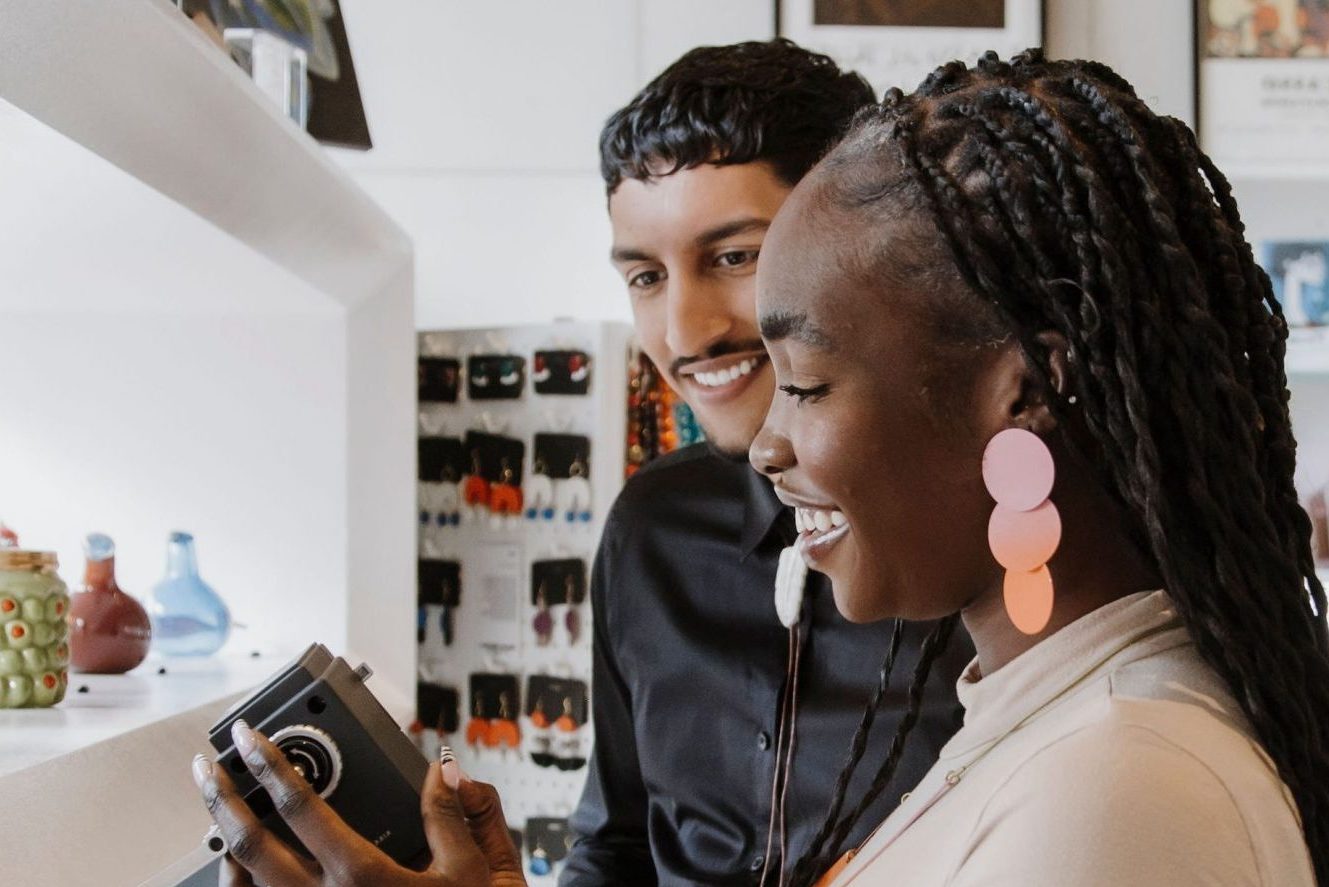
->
[980,331,1073,437]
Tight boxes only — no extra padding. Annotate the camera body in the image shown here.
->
[209,644,428,865]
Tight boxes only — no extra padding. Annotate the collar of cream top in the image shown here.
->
[824,590,1183,886]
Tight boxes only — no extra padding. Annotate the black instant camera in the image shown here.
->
[208,644,429,865]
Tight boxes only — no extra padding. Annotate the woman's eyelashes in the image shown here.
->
[779,383,831,404]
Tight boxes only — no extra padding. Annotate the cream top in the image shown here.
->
[831,591,1314,886]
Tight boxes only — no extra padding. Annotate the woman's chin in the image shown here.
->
[827,572,894,624]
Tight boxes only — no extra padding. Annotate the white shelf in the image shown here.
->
[0,651,283,779]
[0,0,410,308]
[0,0,417,711]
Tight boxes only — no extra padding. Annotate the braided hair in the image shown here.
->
[787,49,1329,886]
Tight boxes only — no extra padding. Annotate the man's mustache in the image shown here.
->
[669,340,767,378]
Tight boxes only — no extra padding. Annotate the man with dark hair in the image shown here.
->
[564,39,971,886]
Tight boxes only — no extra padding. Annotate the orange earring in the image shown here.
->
[463,450,490,507]
[982,428,1060,635]
[486,691,522,749]
[489,457,523,516]
[555,697,578,733]
[465,693,490,748]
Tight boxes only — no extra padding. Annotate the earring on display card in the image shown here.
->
[437,465,461,527]
[554,697,578,733]
[568,352,590,384]
[532,353,551,385]
[529,844,552,877]
[489,457,523,517]
[465,693,490,748]
[463,449,490,509]
[525,457,555,522]
[533,583,554,646]
[559,456,592,523]
[440,577,455,646]
[564,574,582,645]
[487,691,521,749]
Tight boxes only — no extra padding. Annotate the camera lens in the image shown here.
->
[269,724,343,798]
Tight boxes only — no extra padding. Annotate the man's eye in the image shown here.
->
[629,269,663,288]
[716,250,758,268]
[778,384,831,404]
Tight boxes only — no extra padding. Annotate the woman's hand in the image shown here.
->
[193,720,526,886]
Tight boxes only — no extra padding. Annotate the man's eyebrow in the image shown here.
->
[610,217,770,265]
[760,310,833,349]
[694,217,771,248]
[610,244,652,264]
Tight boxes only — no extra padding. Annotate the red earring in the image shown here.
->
[982,428,1060,635]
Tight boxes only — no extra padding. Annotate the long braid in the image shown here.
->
[792,49,1329,885]
[788,619,905,879]
[786,617,960,887]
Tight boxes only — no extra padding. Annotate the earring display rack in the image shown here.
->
[415,322,631,884]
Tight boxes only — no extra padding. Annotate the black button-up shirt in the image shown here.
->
[564,445,974,885]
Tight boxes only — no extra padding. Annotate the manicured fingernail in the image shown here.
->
[232,719,257,757]
[192,754,212,789]
[439,745,461,790]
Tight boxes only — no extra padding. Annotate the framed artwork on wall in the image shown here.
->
[181,0,372,149]
[776,0,1044,98]
[1196,0,1329,173]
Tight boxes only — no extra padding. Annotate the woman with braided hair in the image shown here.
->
[750,48,1326,886]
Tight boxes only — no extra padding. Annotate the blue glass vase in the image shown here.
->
[145,532,230,657]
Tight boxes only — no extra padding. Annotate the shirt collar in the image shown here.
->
[943,589,1187,757]
[740,461,788,560]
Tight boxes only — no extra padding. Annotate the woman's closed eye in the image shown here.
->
[779,383,831,404]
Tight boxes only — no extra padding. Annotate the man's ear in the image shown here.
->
[979,331,1073,438]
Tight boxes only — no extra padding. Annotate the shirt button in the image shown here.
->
[750,855,766,872]
[757,731,771,751]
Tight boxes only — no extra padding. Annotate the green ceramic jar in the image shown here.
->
[0,550,70,707]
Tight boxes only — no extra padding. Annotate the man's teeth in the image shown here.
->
[795,507,847,534]
[693,358,759,388]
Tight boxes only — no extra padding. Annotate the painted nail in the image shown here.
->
[192,754,212,789]
[232,719,257,757]
[440,745,462,790]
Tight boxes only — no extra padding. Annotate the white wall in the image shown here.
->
[0,99,349,656]
[327,0,1311,330]
[329,0,774,330]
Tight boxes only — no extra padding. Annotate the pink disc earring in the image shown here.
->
[982,428,1060,635]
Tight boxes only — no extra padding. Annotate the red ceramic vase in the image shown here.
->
[69,535,151,674]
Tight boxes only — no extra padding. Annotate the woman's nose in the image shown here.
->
[749,417,793,480]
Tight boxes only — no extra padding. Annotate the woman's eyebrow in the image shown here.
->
[759,309,833,350]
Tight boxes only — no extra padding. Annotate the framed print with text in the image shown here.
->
[777,0,1044,98]
[1197,0,1329,173]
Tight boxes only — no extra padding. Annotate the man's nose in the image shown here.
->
[664,275,732,359]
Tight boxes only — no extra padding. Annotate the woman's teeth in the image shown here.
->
[693,358,760,388]
[794,507,847,535]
